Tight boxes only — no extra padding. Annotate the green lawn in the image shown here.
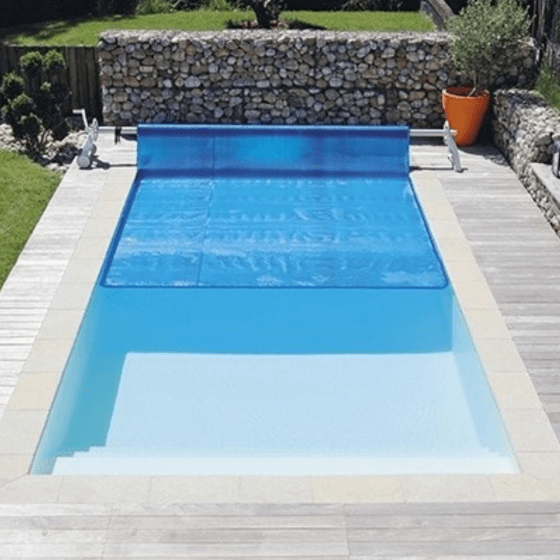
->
[535,64,560,115]
[285,10,434,31]
[0,150,61,289]
[3,10,435,46]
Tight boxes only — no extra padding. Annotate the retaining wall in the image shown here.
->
[492,88,560,231]
[99,30,536,127]
[493,89,560,182]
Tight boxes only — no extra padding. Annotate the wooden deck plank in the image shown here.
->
[108,515,347,530]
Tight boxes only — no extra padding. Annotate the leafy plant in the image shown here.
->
[0,50,69,157]
[135,0,176,14]
[0,73,25,101]
[447,0,531,95]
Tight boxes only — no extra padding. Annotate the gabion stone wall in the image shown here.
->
[492,89,560,230]
[99,30,536,127]
[493,89,560,182]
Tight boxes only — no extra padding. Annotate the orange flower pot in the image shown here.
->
[441,86,491,147]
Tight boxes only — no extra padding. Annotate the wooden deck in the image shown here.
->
[0,501,560,558]
[413,141,560,441]
[2,137,560,557]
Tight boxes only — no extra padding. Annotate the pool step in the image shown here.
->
[51,447,516,476]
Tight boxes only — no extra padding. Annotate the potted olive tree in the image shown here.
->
[444,0,531,146]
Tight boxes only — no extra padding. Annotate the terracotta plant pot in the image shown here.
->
[441,86,491,147]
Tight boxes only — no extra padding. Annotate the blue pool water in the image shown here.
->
[31,125,516,475]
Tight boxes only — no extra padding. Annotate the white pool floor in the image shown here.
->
[52,351,514,475]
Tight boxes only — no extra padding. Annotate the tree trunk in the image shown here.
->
[248,0,274,28]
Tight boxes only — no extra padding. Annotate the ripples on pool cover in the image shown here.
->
[103,174,447,288]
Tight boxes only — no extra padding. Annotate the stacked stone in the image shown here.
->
[530,176,560,234]
[99,30,535,127]
[493,89,560,179]
[493,88,560,231]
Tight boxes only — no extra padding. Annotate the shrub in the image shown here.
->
[0,51,70,157]
[135,0,176,13]
[43,50,67,72]
[0,74,25,103]
[447,0,531,94]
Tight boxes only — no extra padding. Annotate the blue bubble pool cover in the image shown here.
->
[102,125,447,289]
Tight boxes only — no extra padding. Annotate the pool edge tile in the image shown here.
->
[35,309,85,342]
[485,369,545,411]
[4,372,61,412]
[0,409,50,455]
[48,280,96,312]
[58,476,150,503]
[238,477,314,503]
[499,408,560,454]
[312,476,403,503]
[516,452,560,480]
[400,475,496,503]
[21,338,75,374]
[490,473,560,501]
[0,475,62,503]
[0,456,33,484]
[149,476,240,503]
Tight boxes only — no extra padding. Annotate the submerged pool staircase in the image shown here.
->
[50,349,514,476]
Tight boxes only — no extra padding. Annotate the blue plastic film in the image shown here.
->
[103,175,447,288]
[106,124,445,288]
[136,124,410,176]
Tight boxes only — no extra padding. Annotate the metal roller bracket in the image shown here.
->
[74,109,99,169]
[410,123,463,172]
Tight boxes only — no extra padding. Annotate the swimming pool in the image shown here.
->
[31,125,516,475]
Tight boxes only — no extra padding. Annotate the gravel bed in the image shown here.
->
[0,122,86,172]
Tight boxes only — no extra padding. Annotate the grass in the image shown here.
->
[284,10,434,31]
[2,10,435,46]
[534,64,560,115]
[0,150,61,289]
